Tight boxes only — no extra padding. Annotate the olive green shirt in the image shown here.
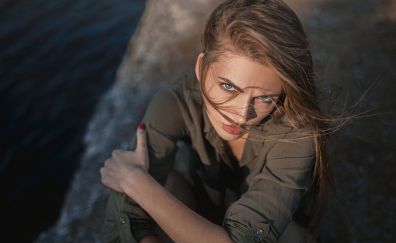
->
[103,77,315,243]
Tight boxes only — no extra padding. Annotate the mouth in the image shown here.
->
[222,123,242,135]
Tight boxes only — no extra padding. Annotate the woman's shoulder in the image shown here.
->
[158,75,203,119]
[168,75,202,103]
[145,76,203,133]
[252,117,315,190]
[142,78,200,139]
[150,75,201,107]
[256,115,315,158]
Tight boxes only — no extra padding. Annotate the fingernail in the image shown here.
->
[137,123,145,130]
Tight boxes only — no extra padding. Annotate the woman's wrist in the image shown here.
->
[121,165,149,199]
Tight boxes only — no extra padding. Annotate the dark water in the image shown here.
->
[0,0,145,242]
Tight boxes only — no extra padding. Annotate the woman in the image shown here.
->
[100,0,334,242]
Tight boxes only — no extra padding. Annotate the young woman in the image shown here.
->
[100,0,334,242]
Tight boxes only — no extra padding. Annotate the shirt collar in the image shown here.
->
[201,106,263,166]
[202,106,295,163]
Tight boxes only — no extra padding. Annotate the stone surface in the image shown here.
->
[37,0,396,242]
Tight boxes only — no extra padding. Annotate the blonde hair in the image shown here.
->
[198,0,335,233]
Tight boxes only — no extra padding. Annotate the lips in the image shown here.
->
[222,123,242,135]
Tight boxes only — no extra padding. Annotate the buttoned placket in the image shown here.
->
[119,215,127,225]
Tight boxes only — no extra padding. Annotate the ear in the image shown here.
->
[195,52,205,82]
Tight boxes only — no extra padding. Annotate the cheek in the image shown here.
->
[206,86,233,104]
[203,99,222,121]
[254,104,276,120]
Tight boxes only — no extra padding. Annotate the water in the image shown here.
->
[0,0,145,242]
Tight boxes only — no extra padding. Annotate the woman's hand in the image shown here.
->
[100,124,149,193]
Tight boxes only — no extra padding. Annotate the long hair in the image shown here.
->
[198,0,335,234]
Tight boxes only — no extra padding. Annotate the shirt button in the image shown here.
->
[256,228,264,235]
[119,216,127,224]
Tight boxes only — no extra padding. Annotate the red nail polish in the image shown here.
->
[138,124,145,130]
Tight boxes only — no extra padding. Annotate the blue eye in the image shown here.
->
[257,96,273,104]
[221,82,236,91]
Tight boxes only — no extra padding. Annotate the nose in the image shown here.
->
[236,97,257,124]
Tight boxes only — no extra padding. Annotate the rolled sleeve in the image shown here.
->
[223,135,315,242]
[103,88,187,242]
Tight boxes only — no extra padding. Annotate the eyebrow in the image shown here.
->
[218,76,281,97]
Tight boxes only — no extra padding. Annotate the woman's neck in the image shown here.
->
[225,137,247,163]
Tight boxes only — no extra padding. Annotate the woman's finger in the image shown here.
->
[104,158,110,166]
[135,123,149,171]
[111,149,119,157]
[136,124,147,154]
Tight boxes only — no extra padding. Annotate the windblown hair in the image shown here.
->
[198,0,335,235]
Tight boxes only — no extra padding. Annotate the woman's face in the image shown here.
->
[195,52,283,142]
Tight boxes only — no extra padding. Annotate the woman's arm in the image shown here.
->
[126,169,233,243]
[222,133,316,242]
[102,88,189,242]
[101,126,233,243]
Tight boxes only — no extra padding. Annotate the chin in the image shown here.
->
[219,133,238,141]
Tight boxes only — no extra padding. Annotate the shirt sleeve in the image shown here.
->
[103,88,187,242]
[222,134,315,243]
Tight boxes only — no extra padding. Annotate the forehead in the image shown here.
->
[209,53,282,92]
